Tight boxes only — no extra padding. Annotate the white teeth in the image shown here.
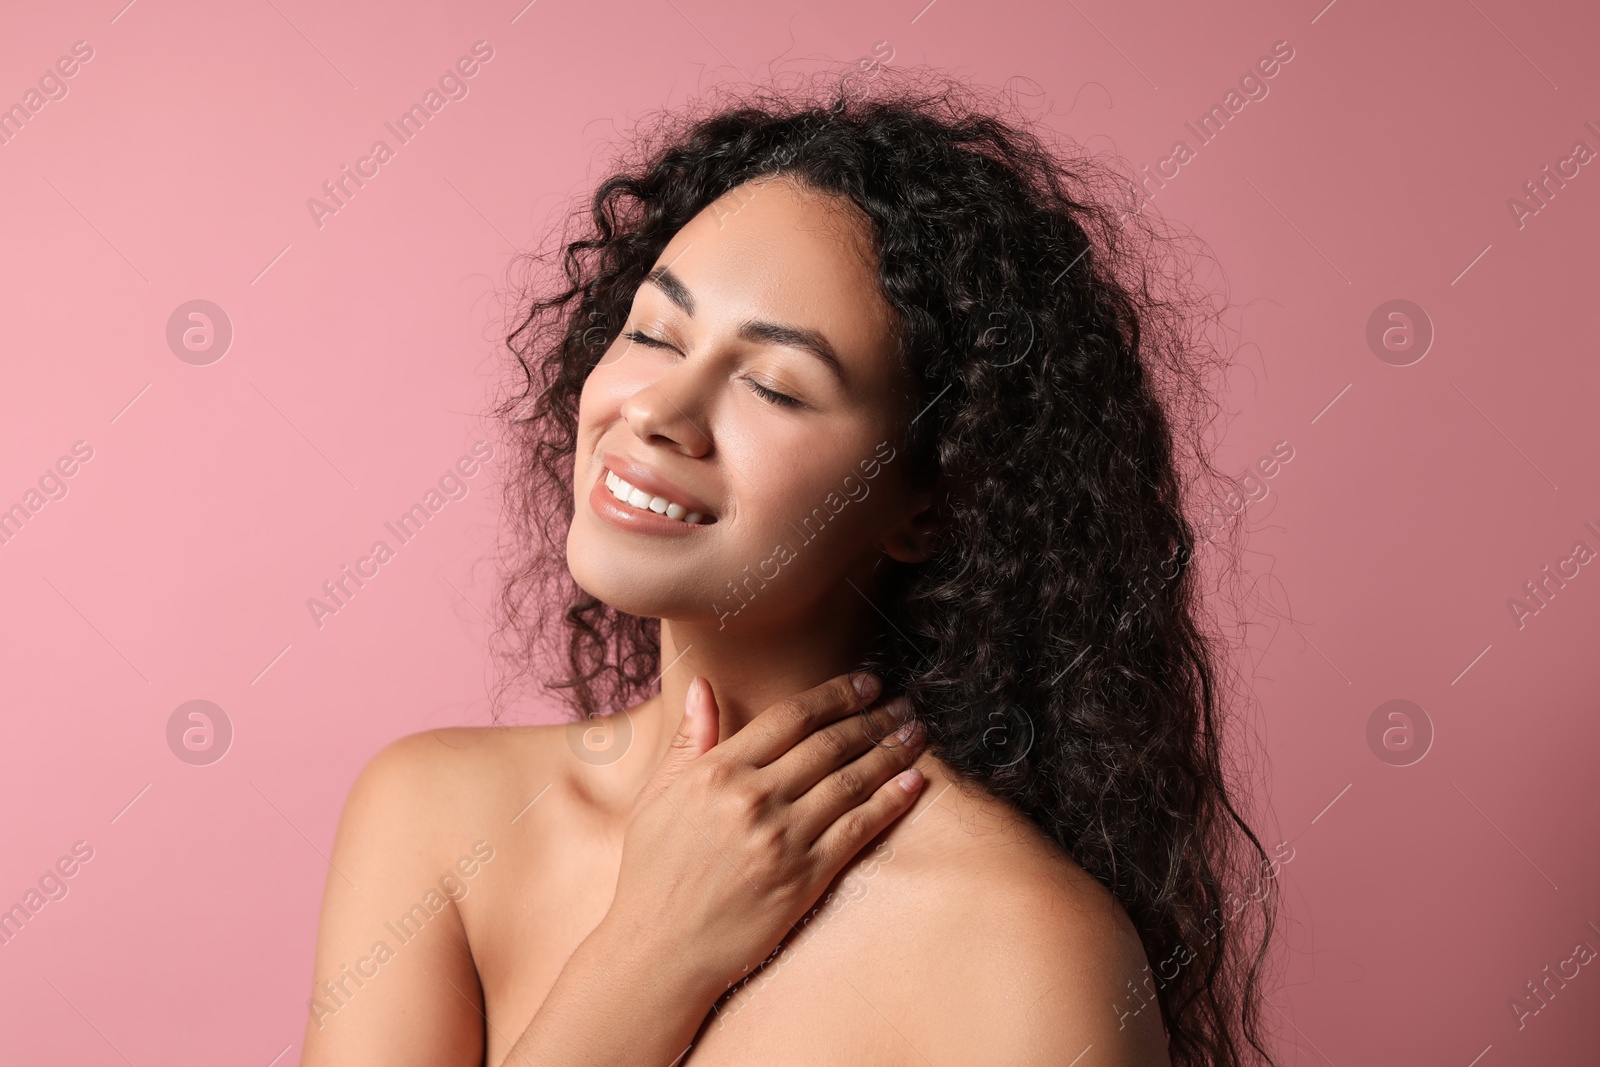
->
[605,469,708,524]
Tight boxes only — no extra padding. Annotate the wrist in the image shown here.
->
[589,909,732,1007]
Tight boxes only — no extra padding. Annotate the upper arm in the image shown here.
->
[921,871,1171,1067]
[300,731,487,1067]
[998,919,1172,1067]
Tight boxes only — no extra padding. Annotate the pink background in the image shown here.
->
[2,0,1596,1063]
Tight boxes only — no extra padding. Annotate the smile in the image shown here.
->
[603,467,713,525]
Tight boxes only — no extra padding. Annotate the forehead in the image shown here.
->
[646,176,901,377]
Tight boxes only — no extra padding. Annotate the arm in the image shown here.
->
[493,902,726,1067]
[301,732,488,1067]
[919,870,1173,1067]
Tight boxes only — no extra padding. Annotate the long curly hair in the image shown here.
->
[486,67,1281,1067]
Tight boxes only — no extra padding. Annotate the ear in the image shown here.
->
[881,484,946,564]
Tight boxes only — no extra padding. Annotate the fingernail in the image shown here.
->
[893,718,922,746]
[897,768,924,792]
[852,672,882,702]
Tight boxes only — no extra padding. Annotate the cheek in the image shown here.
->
[571,383,620,500]
[582,340,668,420]
[575,378,601,432]
[732,438,894,549]
[576,362,630,435]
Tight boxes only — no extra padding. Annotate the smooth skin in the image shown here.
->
[301,175,1171,1066]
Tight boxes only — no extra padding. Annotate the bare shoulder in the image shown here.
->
[883,785,1172,1066]
[302,724,574,1067]
[333,719,612,903]
[342,723,576,839]
[317,720,577,929]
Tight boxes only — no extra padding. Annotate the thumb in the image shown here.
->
[652,676,720,788]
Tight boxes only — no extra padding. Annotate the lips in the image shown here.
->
[600,451,718,523]
[604,470,711,525]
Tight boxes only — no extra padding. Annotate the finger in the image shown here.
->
[810,762,926,865]
[646,676,720,794]
[759,697,908,801]
[792,717,924,843]
[720,672,880,767]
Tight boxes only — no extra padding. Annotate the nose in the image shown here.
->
[619,361,713,456]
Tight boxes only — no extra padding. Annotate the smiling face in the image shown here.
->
[566,173,940,629]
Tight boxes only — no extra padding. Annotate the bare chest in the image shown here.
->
[687,840,912,1064]
[466,836,918,1067]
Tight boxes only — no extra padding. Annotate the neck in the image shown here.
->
[607,576,963,852]
[633,584,886,770]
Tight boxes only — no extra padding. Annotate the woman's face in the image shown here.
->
[567,174,937,629]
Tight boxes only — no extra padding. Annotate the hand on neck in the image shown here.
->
[637,602,884,767]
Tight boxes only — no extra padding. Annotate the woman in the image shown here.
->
[302,71,1281,1067]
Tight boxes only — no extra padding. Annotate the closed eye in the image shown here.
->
[623,329,804,409]
[743,378,802,408]
[622,328,675,351]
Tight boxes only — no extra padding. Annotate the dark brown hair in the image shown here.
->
[486,68,1280,1066]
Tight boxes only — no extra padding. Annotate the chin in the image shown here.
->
[566,568,653,621]
[563,521,711,622]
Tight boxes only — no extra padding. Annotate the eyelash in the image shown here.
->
[621,329,803,409]
[746,380,802,409]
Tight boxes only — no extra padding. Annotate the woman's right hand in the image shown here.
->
[603,672,927,997]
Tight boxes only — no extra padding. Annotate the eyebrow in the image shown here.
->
[644,265,847,385]
[645,265,697,316]
[738,320,847,386]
